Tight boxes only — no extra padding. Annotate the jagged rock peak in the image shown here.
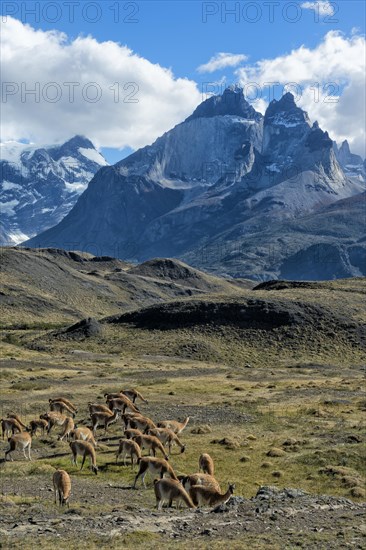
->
[185,86,263,123]
[265,93,310,126]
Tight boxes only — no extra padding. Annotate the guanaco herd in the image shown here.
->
[1,388,235,511]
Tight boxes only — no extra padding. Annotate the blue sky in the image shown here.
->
[1,1,365,162]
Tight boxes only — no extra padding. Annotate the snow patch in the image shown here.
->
[0,199,19,216]
[79,147,108,166]
[1,180,22,191]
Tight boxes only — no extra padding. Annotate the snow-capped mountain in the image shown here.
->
[24,88,365,280]
[0,135,107,245]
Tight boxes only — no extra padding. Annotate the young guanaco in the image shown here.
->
[132,434,169,460]
[115,438,141,468]
[121,389,148,404]
[58,416,75,441]
[1,418,23,439]
[49,397,77,413]
[133,457,178,488]
[148,427,186,456]
[28,418,48,437]
[106,396,139,414]
[90,409,119,435]
[189,483,235,508]
[69,426,97,447]
[199,453,214,476]
[181,473,220,492]
[70,440,98,474]
[154,478,195,510]
[40,412,69,436]
[5,432,32,461]
[53,469,71,506]
[7,413,27,429]
[88,403,113,416]
[157,417,189,435]
[49,400,76,418]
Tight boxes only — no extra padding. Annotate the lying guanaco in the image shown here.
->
[70,440,98,474]
[1,418,23,439]
[128,414,156,432]
[121,388,148,404]
[58,416,75,441]
[53,469,71,506]
[154,478,195,510]
[7,413,27,429]
[189,482,235,508]
[88,403,113,416]
[124,428,143,439]
[148,428,186,455]
[157,417,189,435]
[69,426,97,447]
[115,438,141,468]
[90,409,119,435]
[133,434,169,460]
[181,473,220,492]
[133,457,178,488]
[28,418,48,436]
[5,432,32,461]
[199,453,214,476]
[49,397,77,413]
[49,400,76,418]
[107,396,139,414]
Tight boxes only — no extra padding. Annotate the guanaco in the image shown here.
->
[133,434,169,460]
[154,478,195,510]
[116,438,141,468]
[190,483,235,508]
[7,413,27,429]
[157,417,189,435]
[199,453,214,476]
[28,418,48,436]
[90,409,119,435]
[148,427,186,455]
[128,414,156,432]
[107,396,139,414]
[70,426,97,447]
[53,469,71,506]
[40,412,69,436]
[181,473,220,492]
[49,397,77,413]
[124,428,143,439]
[5,432,32,461]
[58,416,75,441]
[133,457,178,488]
[121,412,143,429]
[88,403,113,416]
[49,400,76,418]
[1,418,23,439]
[70,440,98,474]
[121,388,148,404]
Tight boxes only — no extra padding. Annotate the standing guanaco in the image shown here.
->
[133,457,178,488]
[124,428,143,439]
[106,396,139,414]
[132,434,169,460]
[157,417,189,435]
[49,400,76,418]
[148,427,186,455]
[154,478,195,510]
[88,403,113,416]
[69,426,97,447]
[189,483,235,508]
[7,413,27,429]
[53,469,71,506]
[70,440,98,474]
[128,415,156,432]
[28,418,48,437]
[58,417,75,441]
[40,412,70,437]
[49,397,77,413]
[5,432,32,461]
[1,418,23,439]
[115,438,141,468]
[90,409,119,435]
[181,473,220,492]
[199,453,215,476]
[121,389,148,404]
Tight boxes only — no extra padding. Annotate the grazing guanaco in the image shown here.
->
[107,396,139,414]
[90,409,119,435]
[133,434,169,460]
[124,428,143,439]
[88,403,113,416]
[115,438,141,468]
[70,440,98,474]
[133,457,178,488]
[199,453,214,476]
[148,427,186,455]
[40,412,68,436]
[5,432,32,461]
[121,388,148,404]
[53,469,71,506]
[49,400,76,418]
[28,418,48,437]
[58,416,75,441]
[190,482,235,508]
[7,413,27,429]
[49,397,77,413]
[157,417,189,435]
[1,418,23,439]
[128,414,156,432]
[181,473,220,492]
[154,478,195,510]
[69,426,97,447]
[121,412,143,429]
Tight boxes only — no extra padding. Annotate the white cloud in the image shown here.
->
[1,17,201,150]
[235,31,366,157]
[197,53,248,74]
[301,1,335,16]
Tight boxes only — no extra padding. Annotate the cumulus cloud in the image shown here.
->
[197,53,248,74]
[1,17,201,150]
[301,1,335,16]
[235,31,366,156]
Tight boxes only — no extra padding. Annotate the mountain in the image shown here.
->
[24,88,364,280]
[333,139,366,182]
[0,135,107,245]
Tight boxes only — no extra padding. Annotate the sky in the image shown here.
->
[1,0,365,163]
